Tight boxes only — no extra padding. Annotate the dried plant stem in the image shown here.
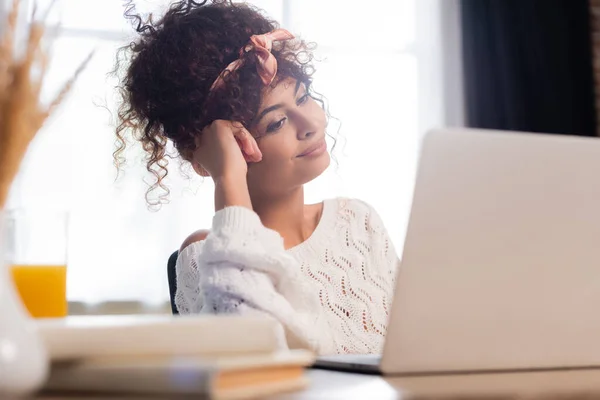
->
[0,0,91,208]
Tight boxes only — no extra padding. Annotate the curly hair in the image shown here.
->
[114,0,323,208]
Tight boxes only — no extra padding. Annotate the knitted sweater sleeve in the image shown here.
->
[174,206,335,354]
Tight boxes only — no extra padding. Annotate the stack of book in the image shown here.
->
[36,315,314,399]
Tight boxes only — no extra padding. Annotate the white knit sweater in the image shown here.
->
[175,198,398,355]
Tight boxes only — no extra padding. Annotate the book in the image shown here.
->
[36,314,283,361]
[35,315,314,398]
[43,350,315,399]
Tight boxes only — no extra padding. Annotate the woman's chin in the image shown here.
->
[248,152,331,196]
[301,151,331,183]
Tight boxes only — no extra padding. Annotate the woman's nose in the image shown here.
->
[298,129,315,140]
[295,112,319,141]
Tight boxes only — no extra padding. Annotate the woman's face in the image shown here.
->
[246,77,330,198]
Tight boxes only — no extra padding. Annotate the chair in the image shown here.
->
[167,250,179,315]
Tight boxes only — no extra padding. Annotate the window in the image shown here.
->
[7,0,443,304]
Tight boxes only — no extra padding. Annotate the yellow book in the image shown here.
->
[43,350,314,399]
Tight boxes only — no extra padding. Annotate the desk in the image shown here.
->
[29,316,600,399]
[35,367,600,399]
[283,369,600,399]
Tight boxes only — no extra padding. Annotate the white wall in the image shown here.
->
[441,0,466,127]
[416,0,465,132]
[0,0,6,32]
[2,0,468,304]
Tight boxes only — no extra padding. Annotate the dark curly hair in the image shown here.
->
[114,0,323,208]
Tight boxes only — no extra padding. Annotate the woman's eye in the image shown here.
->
[266,117,286,133]
[297,94,309,105]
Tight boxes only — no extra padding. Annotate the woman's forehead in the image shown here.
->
[261,77,301,103]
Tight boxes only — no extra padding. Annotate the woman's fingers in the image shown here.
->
[251,137,262,161]
[234,126,262,163]
[233,127,254,154]
[191,121,262,178]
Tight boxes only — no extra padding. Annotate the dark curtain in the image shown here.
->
[461,0,597,136]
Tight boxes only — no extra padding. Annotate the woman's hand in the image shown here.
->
[192,120,262,211]
[192,119,262,180]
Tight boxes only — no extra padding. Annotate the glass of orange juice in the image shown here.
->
[5,210,68,318]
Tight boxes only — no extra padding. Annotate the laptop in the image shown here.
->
[314,127,600,375]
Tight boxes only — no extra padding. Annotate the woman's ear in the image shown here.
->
[192,160,210,177]
[186,136,210,177]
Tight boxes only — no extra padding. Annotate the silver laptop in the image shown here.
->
[315,127,600,375]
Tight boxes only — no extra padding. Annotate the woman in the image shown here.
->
[115,0,398,355]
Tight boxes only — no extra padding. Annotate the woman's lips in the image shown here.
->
[297,139,327,158]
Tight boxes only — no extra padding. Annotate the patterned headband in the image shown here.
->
[209,28,295,91]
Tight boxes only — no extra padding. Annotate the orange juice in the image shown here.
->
[10,265,67,318]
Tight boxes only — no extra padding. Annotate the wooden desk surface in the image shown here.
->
[35,367,600,399]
